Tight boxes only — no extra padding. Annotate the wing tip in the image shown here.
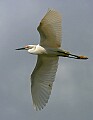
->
[33,102,47,111]
[47,8,60,12]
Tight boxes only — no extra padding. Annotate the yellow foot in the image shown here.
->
[77,56,88,59]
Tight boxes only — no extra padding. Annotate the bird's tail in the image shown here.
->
[57,50,88,60]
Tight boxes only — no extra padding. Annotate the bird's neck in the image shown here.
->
[28,44,47,55]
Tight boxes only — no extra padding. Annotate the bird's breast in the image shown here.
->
[35,45,47,55]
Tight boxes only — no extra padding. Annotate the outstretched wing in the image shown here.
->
[37,9,62,48]
[31,55,59,110]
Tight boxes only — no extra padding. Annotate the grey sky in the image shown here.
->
[0,0,93,120]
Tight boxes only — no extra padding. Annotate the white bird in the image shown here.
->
[16,9,88,111]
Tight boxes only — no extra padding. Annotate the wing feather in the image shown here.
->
[37,9,62,48]
[31,55,59,110]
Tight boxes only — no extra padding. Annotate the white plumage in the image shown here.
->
[37,9,62,48]
[16,9,88,111]
[31,10,62,110]
[31,56,59,110]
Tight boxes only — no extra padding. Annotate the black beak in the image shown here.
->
[15,47,25,50]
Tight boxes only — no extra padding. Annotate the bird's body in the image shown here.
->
[16,9,88,111]
[27,45,61,56]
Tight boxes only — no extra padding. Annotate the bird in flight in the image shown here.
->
[16,9,88,111]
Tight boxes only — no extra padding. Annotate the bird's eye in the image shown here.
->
[25,46,29,49]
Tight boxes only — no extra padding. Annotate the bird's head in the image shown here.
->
[16,45,36,53]
[16,45,36,50]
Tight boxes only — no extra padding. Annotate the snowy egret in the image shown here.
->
[16,9,88,110]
